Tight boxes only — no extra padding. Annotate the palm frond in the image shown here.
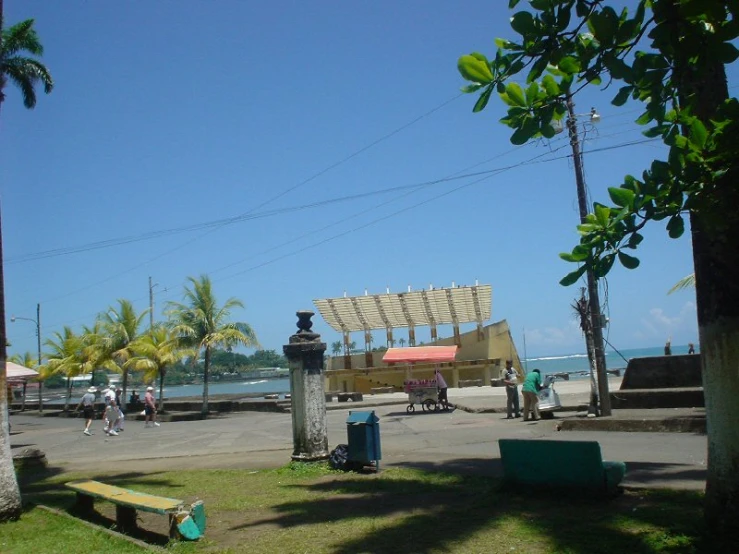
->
[668,274,695,295]
[1,19,43,57]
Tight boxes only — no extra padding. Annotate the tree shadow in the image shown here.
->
[229,458,718,553]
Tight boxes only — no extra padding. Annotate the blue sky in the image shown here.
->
[2,1,714,361]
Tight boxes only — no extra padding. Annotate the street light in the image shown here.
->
[10,303,43,412]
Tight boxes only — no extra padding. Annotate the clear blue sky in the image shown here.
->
[2,1,714,361]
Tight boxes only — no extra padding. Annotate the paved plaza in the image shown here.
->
[9,377,707,491]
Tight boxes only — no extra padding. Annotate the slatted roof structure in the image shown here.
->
[313,285,492,333]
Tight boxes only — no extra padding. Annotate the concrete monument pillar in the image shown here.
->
[283,310,329,461]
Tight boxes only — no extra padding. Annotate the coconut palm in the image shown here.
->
[331,341,342,357]
[165,275,259,418]
[398,338,406,348]
[128,325,195,412]
[0,6,54,522]
[42,327,91,412]
[9,351,37,411]
[92,299,149,410]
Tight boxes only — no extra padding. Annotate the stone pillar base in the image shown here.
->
[291,453,330,462]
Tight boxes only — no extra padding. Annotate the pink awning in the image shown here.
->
[382,346,458,364]
[6,361,39,384]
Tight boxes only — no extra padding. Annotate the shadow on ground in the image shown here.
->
[228,459,719,554]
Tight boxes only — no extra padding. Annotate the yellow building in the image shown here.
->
[314,285,523,394]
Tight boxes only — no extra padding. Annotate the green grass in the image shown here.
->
[1,463,720,554]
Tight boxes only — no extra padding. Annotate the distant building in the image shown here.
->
[314,285,523,393]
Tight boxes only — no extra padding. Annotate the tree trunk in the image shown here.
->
[158,368,166,412]
[120,367,128,411]
[0,208,23,521]
[656,0,737,535]
[64,377,71,411]
[202,347,210,418]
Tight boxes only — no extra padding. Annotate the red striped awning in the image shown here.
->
[382,346,458,364]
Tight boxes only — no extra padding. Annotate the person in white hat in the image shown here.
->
[75,387,97,436]
[144,386,160,427]
[102,386,120,436]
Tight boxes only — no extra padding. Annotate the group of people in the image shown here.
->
[76,385,160,436]
[502,359,544,422]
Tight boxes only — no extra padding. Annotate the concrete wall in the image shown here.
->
[620,354,702,389]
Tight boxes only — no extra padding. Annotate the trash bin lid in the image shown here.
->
[346,410,378,424]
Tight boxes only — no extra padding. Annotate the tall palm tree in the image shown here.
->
[0,5,54,523]
[166,275,258,418]
[92,299,149,411]
[42,327,91,412]
[331,341,342,357]
[128,325,195,412]
[398,338,406,348]
[9,351,37,411]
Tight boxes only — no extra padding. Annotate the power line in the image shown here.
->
[11,115,647,265]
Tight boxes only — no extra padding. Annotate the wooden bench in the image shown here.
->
[66,479,206,540]
[498,439,626,496]
[337,392,363,402]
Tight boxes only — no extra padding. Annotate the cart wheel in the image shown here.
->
[406,404,415,414]
[423,399,436,412]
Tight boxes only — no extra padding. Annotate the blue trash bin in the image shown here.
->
[346,410,381,470]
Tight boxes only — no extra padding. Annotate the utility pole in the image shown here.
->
[148,276,155,331]
[36,303,42,412]
[566,95,612,416]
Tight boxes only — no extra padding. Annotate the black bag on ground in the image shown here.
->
[329,444,349,470]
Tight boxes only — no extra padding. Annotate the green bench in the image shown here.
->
[498,439,626,496]
[66,479,205,540]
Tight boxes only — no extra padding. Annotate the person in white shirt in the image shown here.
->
[435,368,449,410]
[102,387,120,436]
[503,360,521,419]
[76,387,97,436]
[144,386,160,427]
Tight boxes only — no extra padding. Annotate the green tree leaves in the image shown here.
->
[457,0,732,287]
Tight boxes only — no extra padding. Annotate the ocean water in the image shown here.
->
[43,344,693,403]
[523,344,697,377]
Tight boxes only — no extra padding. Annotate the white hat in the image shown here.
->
[147,386,154,391]
[87,386,97,393]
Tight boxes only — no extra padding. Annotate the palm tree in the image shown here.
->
[92,299,149,411]
[42,327,91,412]
[128,325,195,412]
[398,338,406,348]
[9,351,37,411]
[166,275,259,418]
[331,341,342,357]
[0,6,54,523]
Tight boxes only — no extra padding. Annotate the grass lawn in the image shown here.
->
[1,462,719,554]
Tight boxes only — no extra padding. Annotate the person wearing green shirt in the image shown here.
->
[521,369,543,421]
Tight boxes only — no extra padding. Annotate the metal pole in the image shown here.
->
[566,95,612,416]
[148,276,154,331]
[36,303,43,412]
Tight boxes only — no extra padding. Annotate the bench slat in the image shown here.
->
[66,480,183,514]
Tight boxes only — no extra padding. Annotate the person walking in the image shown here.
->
[521,369,543,422]
[144,386,160,427]
[102,398,119,436]
[102,386,120,435]
[113,387,125,432]
[502,360,521,419]
[76,386,97,436]
[435,367,449,410]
